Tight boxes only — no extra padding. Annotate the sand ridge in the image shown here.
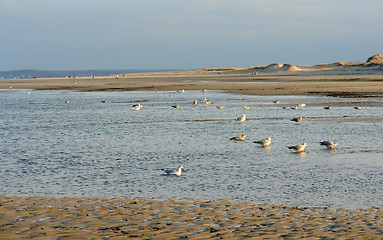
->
[1,195,383,239]
[2,74,383,97]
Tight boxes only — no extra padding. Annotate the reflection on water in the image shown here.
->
[1,89,383,209]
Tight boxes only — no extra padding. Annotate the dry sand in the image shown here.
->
[2,73,383,97]
[1,195,383,239]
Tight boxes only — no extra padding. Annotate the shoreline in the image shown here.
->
[1,195,383,239]
[3,72,383,238]
[1,73,383,97]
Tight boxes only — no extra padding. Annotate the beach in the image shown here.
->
[2,73,383,97]
[2,63,383,239]
[1,195,383,239]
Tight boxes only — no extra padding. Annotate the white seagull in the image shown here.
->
[288,142,308,152]
[254,137,272,147]
[132,104,143,110]
[162,165,185,176]
[320,141,338,150]
[236,114,246,122]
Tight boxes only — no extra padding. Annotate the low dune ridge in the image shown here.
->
[280,63,301,72]
[263,62,284,70]
[313,61,347,69]
[250,63,300,73]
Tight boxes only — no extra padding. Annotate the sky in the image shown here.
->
[1,0,382,71]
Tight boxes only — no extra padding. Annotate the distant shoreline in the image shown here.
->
[2,53,383,97]
[1,72,383,97]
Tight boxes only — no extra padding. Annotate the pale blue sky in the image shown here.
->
[1,0,382,70]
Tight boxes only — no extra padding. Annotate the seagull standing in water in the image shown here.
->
[236,114,246,122]
[162,165,185,176]
[320,141,338,150]
[254,137,272,147]
[288,142,308,152]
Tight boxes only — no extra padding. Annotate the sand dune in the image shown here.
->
[367,53,383,63]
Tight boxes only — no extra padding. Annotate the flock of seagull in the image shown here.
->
[111,90,367,177]
[230,111,338,154]
[153,93,352,176]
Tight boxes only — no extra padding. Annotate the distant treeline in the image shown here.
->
[0,69,177,79]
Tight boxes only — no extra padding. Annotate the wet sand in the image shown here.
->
[1,195,383,239]
[1,73,383,97]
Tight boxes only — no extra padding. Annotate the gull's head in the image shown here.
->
[179,165,185,170]
[242,134,246,138]
[267,137,272,140]
[303,142,308,146]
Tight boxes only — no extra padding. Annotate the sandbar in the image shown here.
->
[1,72,383,97]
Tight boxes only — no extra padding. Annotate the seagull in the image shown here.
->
[298,103,306,108]
[162,165,185,176]
[236,114,246,122]
[273,100,280,104]
[320,141,338,150]
[253,137,272,147]
[192,100,198,106]
[216,106,224,109]
[244,106,251,110]
[230,134,246,141]
[132,104,143,110]
[172,104,180,108]
[101,100,108,103]
[291,116,302,123]
[324,105,331,110]
[354,106,362,110]
[291,106,298,110]
[288,142,308,152]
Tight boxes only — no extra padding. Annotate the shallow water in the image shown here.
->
[1,89,383,209]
